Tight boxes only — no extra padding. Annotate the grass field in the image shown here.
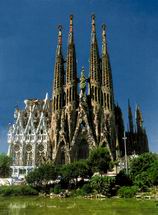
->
[0,197,158,215]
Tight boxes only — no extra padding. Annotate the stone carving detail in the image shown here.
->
[8,94,51,175]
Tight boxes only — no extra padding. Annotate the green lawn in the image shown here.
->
[0,197,157,215]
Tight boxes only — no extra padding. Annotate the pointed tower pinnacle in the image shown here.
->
[91,14,96,39]
[66,15,77,103]
[68,15,73,44]
[90,15,100,82]
[101,23,114,110]
[90,15,101,105]
[128,99,134,133]
[45,92,49,100]
[58,25,62,43]
[102,24,107,55]
[52,25,64,112]
[136,105,143,130]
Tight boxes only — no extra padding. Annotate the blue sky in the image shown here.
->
[0,0,158,152]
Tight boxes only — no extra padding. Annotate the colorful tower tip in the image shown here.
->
[102,24,106,31]
[91,14,96,33]
[69,15,73,33]
[58,25,62,45]
[58,25,62,31]
[91,14,95,21]
[70,14,73,20]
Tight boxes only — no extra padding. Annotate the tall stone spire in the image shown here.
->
[90,15,100,85]
[52,25,64,112]
[65,15,78,142]
[101,24,114,110]
[135,105,149,154]
[128,99,134,133]
[101,23,116,158]
[136,105,143,130]
[65,15,77,104]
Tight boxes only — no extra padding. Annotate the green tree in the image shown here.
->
[26,163,57,186]
[88,147,112,174]
[129,152,158,189]
[59,160,92,188]
[90,175,116,196]
[0,153,12,178]
[147,160,158,185]
[134,171,152,191]
[130,153,158,179]
[115,169,132,186]
[72,160,92,179]
[118,186,139,198]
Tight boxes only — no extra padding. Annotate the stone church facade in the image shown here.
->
[8,95,52,176]
[8,15,149,176]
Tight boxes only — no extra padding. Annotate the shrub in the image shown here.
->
[116,170,132,186]
[90,176,116,197]
[134,172,151,191]
[130,153,158,180]
[52,184,63,194]
[0,154,12,178]
[81,183,92,195]
[20,185,38,195]
[118,186,139,198]
[147,160,158,186]
[0,185,38,196]
[26,164,57,187]
[88,147,113,174]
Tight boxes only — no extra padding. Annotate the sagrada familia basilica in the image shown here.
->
[7,15,149,176]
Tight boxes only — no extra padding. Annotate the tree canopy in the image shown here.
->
[88,147,113,174]
[0,153,12,178]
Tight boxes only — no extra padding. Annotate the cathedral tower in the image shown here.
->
[126,100,134,155]
[50,25,65,161]
[65,15,78,141]
[101,24,114,111]
[135,105,149,154]
[89,15,101,142]
[128,100,134,133]
[52,25,65,112]
[100,24,116,157]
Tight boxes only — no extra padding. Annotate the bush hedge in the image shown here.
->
[0,185,38,196]
[118,186,139,198]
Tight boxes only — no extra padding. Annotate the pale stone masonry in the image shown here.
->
[8,95,51,177]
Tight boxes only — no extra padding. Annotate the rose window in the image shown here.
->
[26,144,32,152]
[14,144,20,152]
[38,144,44,152]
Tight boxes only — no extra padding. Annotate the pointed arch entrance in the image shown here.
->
[55,141,66,165]
[77,138,89,160]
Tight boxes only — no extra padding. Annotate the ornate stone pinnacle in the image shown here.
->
[91,14,96,33]
[58,25,62,31]
[58,25,62,45]
[69,15,73,33]
[102,24,106,31]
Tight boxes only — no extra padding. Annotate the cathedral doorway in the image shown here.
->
[76,138,89,160]
[56,141,65,165]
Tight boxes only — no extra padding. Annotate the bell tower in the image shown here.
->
[52,25,65,113]
[89,15,102,142]
[65,15,78,141]
[101,24,116,158]
[50,25,65,161]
